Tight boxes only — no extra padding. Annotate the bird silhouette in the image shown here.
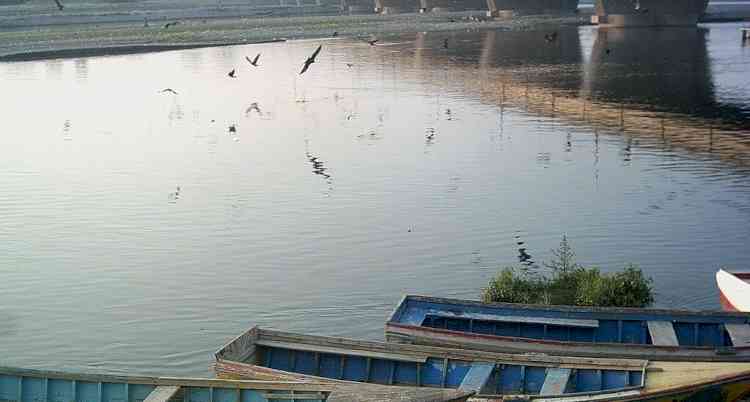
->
[443,38,449,49]
[53,0,64,10]
[228,69,236,78]
[164,21,180,29]
[367,39,378,46]
[346,63,354,68]
[544,32,558,43]
[605,48,611,55]
[228,124,237,133]
[332,31,339,37]
[246,53,261,67]
[245,102,262,116]
[159,88,178,95]
[299,45,322,75]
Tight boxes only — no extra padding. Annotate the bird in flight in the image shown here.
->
[544,32,558,43]
[164,21,180,29]
[299,45,322,75]
[159,88,178,95]
[246,53,261,67]
[53,0,64,10]
[346,63,354,68]
[443,38,449,49]
[246,102,262,116]
[368,39,378,46]
[228,69,237,78]
[228,124,237,133]
[332,31,339,37]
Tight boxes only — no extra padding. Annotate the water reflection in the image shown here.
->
[0,24,748,377]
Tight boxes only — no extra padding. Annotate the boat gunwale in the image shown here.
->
[385,321,750,353]
[219,326,649,370]
[0,365,338,392]
[390,294,750,321]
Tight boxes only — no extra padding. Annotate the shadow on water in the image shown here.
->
[584,27,748,128]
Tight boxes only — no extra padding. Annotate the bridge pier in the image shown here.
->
[374,0,418,13]
[592,0,709,26]
[486,0,578,17]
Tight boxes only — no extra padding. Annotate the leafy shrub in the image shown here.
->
[481,237,654,308]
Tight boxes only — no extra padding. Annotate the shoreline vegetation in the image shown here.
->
[481,235,655,308]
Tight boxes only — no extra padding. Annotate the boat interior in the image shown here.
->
[215,327,647,398]
[389,296,750,348]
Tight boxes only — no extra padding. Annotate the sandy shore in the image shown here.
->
[0,0,588,61]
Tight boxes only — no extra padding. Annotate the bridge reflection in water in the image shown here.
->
[397,27,750,170]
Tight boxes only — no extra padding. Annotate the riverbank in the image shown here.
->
[0,0,588,61]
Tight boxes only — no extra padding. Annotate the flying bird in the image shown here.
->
[332,31,339,37]
[164,21,180,29]
[228,124,237,133]
[245,53,261,67]
[367,39,378,46]
[346,63,354,68]
[53,0,64,10]
[605,48,611,55]
[159,88,178,95]
[228,69,236,78]
[544,32,558,43]
[443,38,449,49]
[245,102,262,116]
[299,44,322,75]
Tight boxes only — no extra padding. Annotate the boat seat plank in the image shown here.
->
[427,310,599,328]
[539,368,571,396]
[647,321,679,346]
[458,362,495,392]
[260,393,326,400]
[725,323,750,348]
[255,340,427,363]
[143,386,180,402]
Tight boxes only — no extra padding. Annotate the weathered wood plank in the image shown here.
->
[457,362,494,392]
[260,392,326,400]
[255,340,427,363]
[539,368,571,396]
[427,311,599,328]
[327,384,471,402]
[647,321,679,346]
[725,323,750,348]
[143,386,181,402]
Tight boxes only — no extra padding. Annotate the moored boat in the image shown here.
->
[385,295,750,361]
[0,365,470,402]
[213,325,750,401]
[717,269,750,312]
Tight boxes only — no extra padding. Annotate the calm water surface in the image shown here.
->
[1,23,749,376]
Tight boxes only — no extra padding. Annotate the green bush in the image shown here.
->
[481,237,654,308]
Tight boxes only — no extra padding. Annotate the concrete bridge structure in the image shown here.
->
[591,0,709,26]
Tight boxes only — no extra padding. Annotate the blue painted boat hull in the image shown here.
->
[385,295,750,361]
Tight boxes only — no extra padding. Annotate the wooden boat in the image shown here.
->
[0,365,470,402]
[385,295,750,361]
[213,325,750,401]
[717,269,750,312]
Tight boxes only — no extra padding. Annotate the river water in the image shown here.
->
[1,23,749,376]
